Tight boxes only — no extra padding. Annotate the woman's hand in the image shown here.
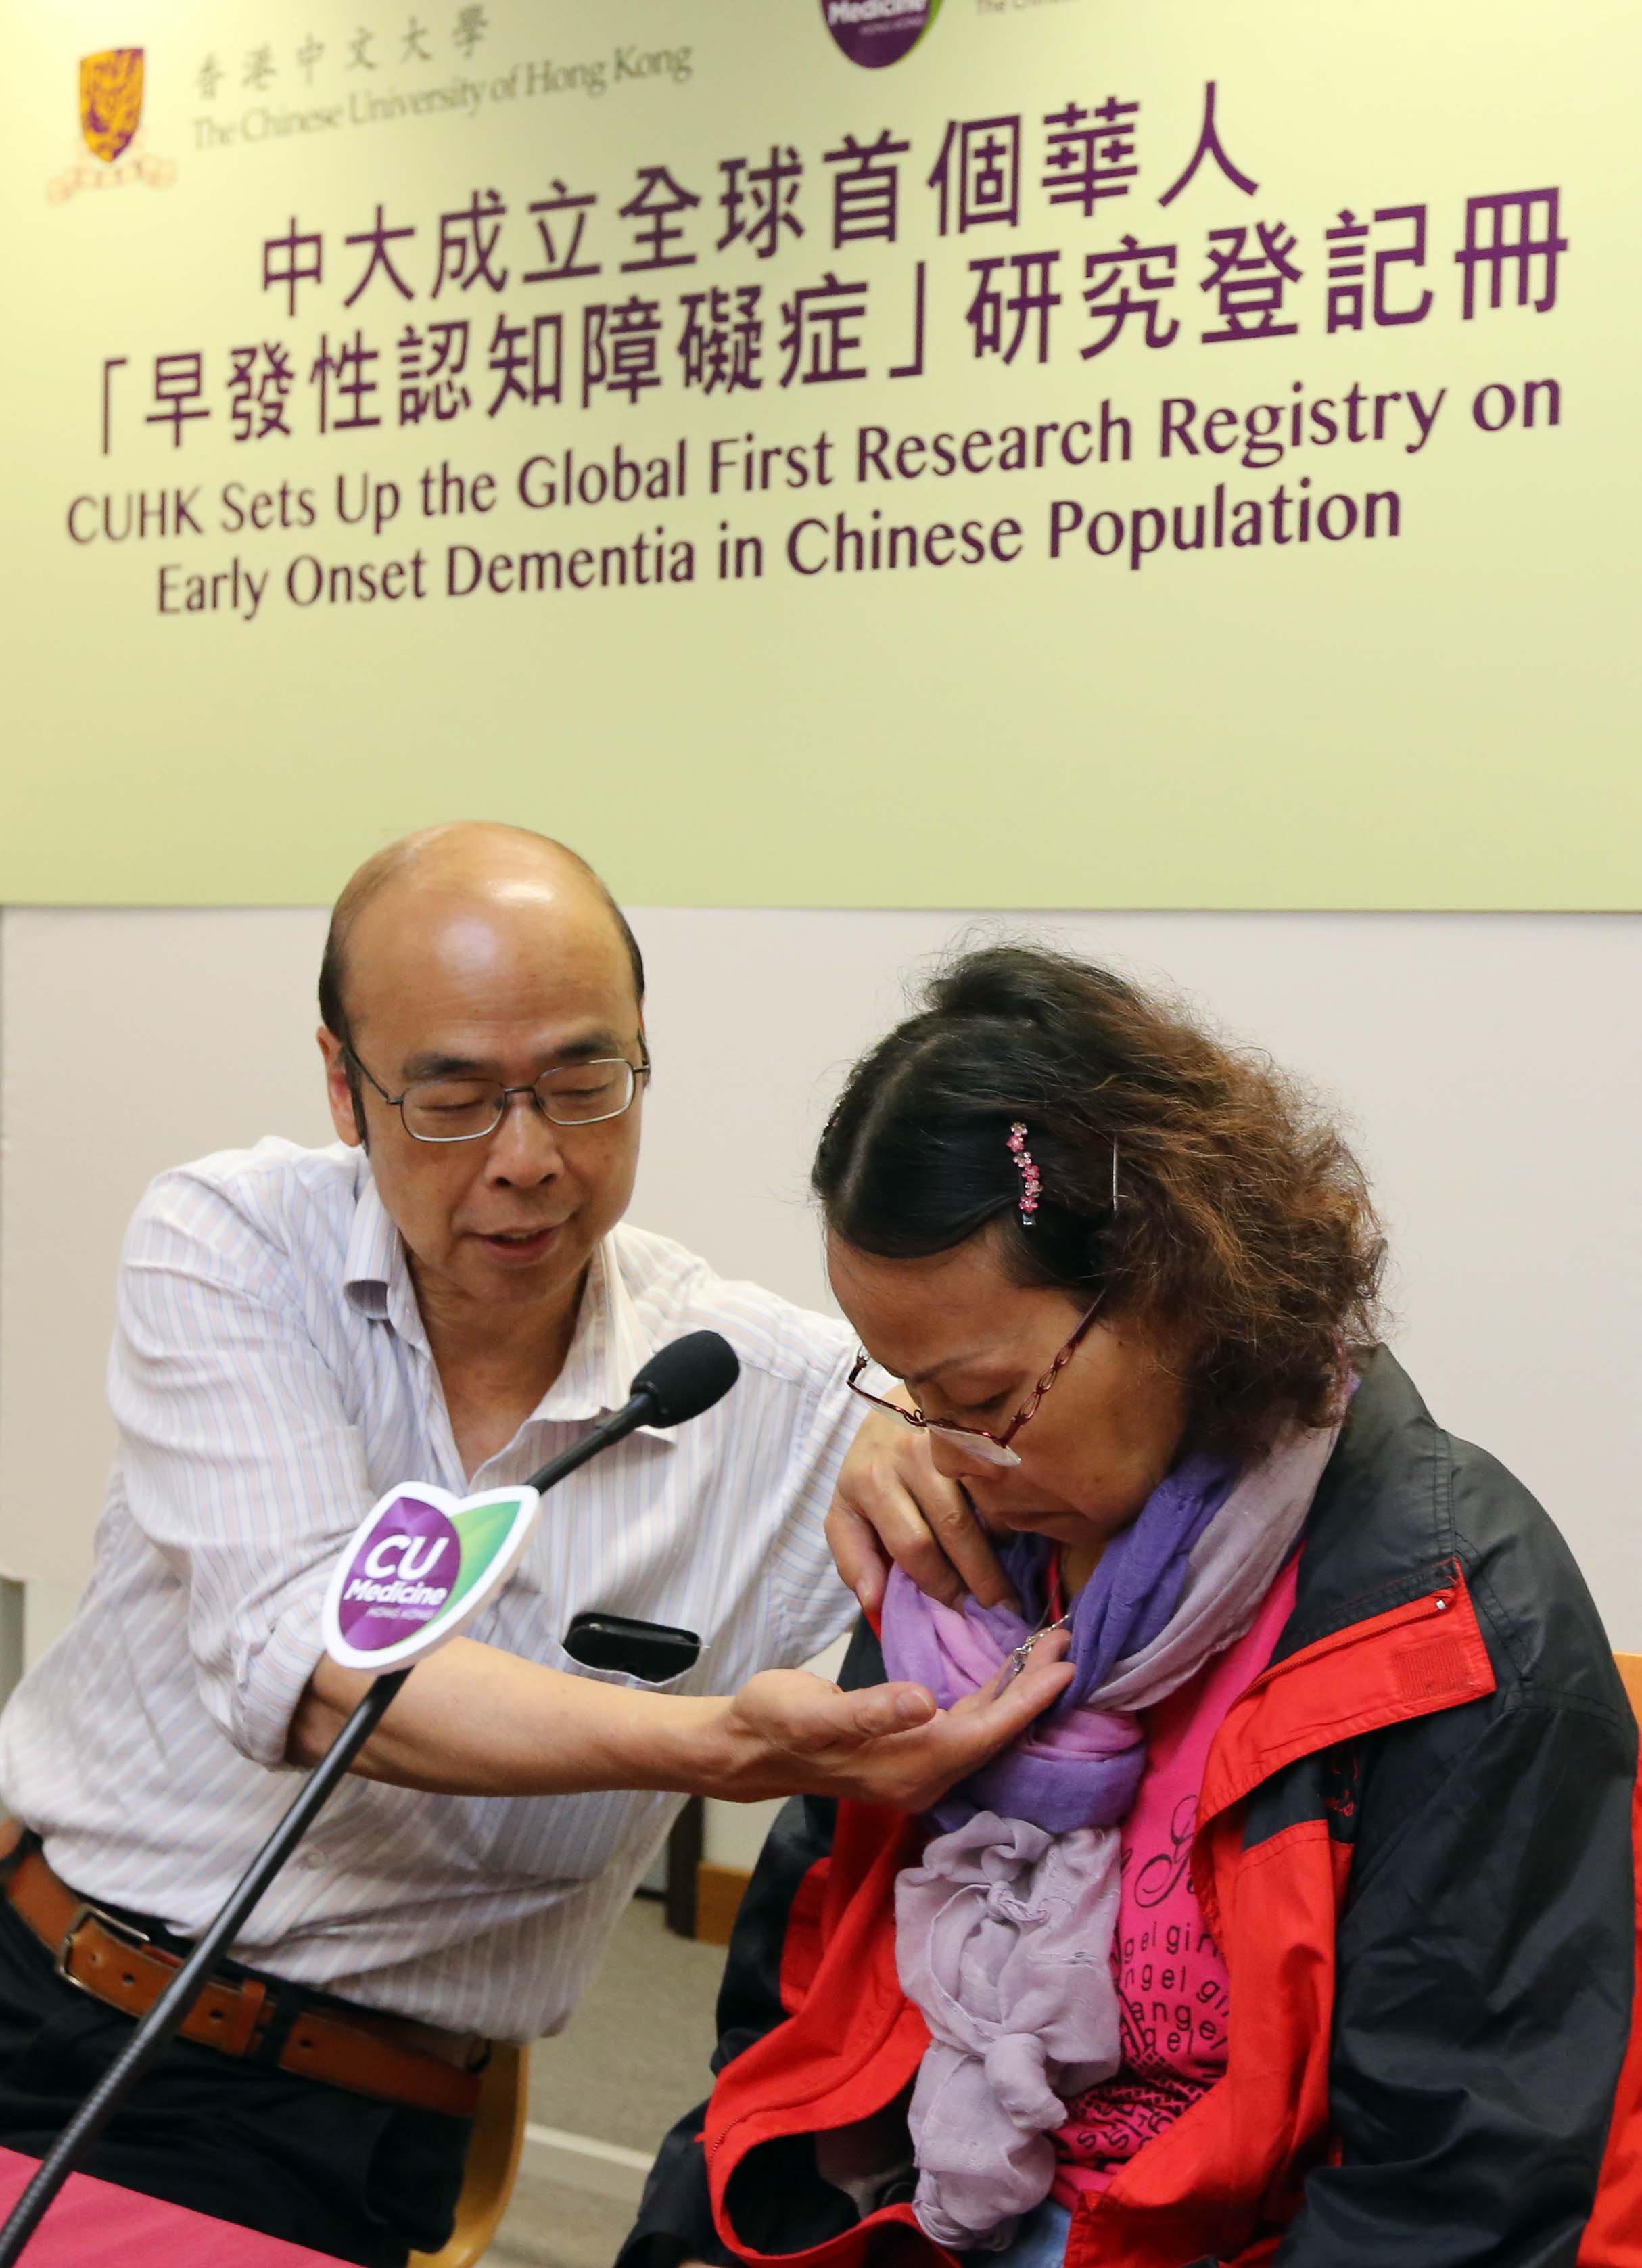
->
[829,1406,1018,1614]
[701,1631,1070,1809]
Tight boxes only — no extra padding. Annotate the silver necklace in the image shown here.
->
[999,1608,1071,1689]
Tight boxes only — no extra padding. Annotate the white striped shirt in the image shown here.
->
[0,1139,862,2040]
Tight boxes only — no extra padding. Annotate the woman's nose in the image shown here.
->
[926,1429,1004,1483]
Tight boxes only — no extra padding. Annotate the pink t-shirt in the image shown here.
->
[1052,1557,1300,2204]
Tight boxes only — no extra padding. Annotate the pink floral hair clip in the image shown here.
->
[1006,1121,1042,1230]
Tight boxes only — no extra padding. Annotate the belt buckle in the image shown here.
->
[56,1901,154,1992]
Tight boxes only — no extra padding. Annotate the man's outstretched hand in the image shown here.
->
[699,1630,1071,1809]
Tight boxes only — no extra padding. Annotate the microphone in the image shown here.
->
[522,1328,743,1489]
[626,1328,743,1429]
[0,1331,740,2265]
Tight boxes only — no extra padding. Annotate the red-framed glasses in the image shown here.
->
[845,1293,1106,1470]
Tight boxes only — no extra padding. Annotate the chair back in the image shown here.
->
[1617,1654,1642,1726]
[409,2043,530,2268]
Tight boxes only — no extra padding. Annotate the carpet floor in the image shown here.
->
[488,1897,728,2267]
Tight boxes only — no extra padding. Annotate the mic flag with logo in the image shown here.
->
[322,1483,538,1673]
[320,1330,739,1673]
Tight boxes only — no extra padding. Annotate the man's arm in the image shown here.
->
[119,1174,1071,1812]
[112,1172,388,1771]
[289,1629,1071,1810]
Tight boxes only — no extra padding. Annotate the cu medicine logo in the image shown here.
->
[822,0,943,70]
[342,1532,452,1615]
[49,47,174,202]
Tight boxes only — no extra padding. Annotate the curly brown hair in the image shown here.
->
[812,944,1385,1458]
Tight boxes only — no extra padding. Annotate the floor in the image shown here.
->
[488,1897,728,2268]
[487,2169,639,2268]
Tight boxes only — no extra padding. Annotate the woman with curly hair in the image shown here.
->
[623,944,1639,2268]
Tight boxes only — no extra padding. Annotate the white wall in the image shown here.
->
[3,908,1639,1661]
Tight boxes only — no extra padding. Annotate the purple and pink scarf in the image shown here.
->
[879,1420,1344,2250]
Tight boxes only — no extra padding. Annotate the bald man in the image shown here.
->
[0,825,1060,2267]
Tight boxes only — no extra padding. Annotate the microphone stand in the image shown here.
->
[0,1331,737,2261]
[0,1397,661,2263]
[0,1667,410,2267]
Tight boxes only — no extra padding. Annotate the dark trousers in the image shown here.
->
[0,1896,471,2265]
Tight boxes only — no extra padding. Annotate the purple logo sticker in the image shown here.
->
[323,1481,540,1673]
[820,0,942,70]
[335,1491,459,1653]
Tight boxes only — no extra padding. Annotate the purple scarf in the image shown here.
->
[881,1420,1344,2250]
[881,1451,1236,1836]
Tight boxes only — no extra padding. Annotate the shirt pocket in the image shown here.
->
[475,1556,718,1698]
[548,1630,707,1694]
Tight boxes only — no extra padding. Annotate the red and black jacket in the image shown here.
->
[622,1351,1641,2268]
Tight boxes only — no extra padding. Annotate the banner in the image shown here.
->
[4,0,1637,908]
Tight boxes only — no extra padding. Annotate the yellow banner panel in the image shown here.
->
[1,0,1637,907]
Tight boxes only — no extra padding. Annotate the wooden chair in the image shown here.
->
[1618,1653,1642,1724]
[409,2044,530,2268]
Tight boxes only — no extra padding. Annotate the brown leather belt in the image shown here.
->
[0,1827,484,2120]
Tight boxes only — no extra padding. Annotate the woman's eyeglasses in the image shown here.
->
[845,1295,1106,1470]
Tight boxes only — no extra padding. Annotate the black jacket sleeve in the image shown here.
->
[1272,1687,1637,2268]
[617,1625,883,2268]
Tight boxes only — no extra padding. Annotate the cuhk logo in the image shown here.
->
[822,0,942,70]
[323,1482,539,1672]
[50,46,175,201]
[81,48,144,162]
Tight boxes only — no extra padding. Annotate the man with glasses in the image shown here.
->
[0,823,1064,2267]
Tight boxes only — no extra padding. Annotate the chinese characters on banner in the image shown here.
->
[197,11,494,99]
[100,83,1566,452]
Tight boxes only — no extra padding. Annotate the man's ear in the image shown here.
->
[318,1026,366,1149]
